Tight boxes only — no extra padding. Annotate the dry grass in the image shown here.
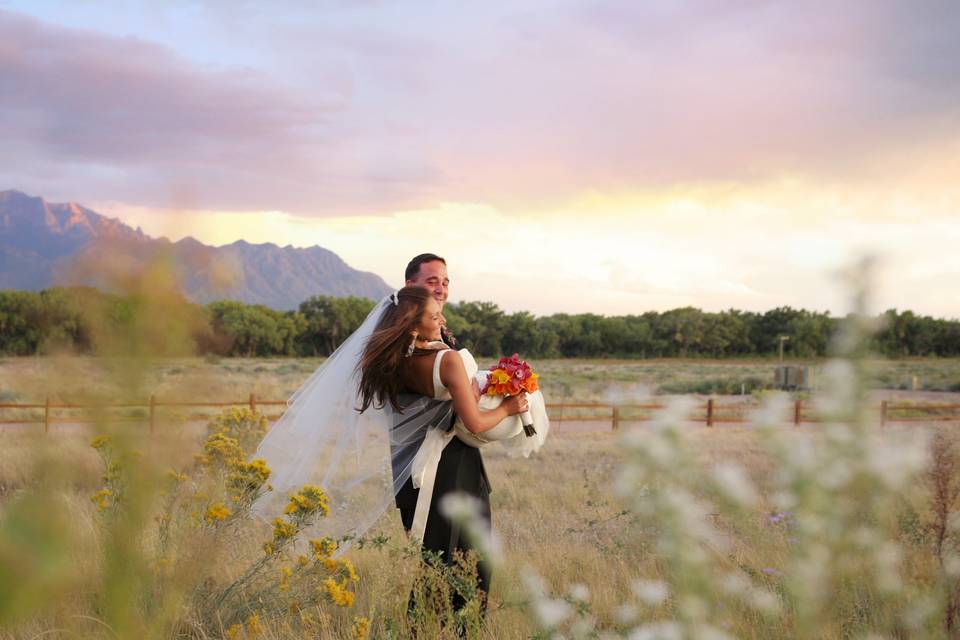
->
[4,351,960,638]
[3,356,960,406]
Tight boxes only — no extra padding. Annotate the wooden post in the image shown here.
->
[149,394,156,434]
[794,400,802,426]
[249,392,257,413]
[706,398,714,428]
[612,406,620,431]
[881,400,887,427]
[44,396,50,434]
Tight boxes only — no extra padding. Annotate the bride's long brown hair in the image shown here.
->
[357,286,432,413]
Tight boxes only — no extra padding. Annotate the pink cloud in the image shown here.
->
[2,3,959,216]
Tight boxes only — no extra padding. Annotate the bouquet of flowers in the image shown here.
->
[481,353,540,437]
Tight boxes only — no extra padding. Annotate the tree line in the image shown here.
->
[1,287,959,359]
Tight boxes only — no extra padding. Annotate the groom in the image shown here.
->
[405,252,458,349]
[398,252,493,614]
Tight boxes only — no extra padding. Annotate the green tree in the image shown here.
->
[297,296,375,356]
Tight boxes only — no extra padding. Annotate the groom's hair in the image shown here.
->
[405,253,446,281]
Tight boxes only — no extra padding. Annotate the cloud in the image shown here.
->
[0,9,444,213]
[3,2,960,216]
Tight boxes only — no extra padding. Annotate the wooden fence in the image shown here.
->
[2,395,960,433]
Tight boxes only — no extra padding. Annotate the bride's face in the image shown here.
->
[415,298,444,341]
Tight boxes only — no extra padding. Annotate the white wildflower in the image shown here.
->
[570,615,597,637]
[946,554,960,578]
[440,492,502,563]
[523,570,571,629]
[615,604,639,625]
[780,434,817,473]
[719,572,750,596]
[750,588,782,614]
[568,583,590,602]
[818,460,853,490]
[873,541,902,593]
[642,433,678,468]
[632,579,669,606]
[535,598,572,629]
[865,430,929,489]
[817,359,857,416]
[750,392,792,430]
[628,621,683,640]
[712,462,758,507]
[649,396,697,432]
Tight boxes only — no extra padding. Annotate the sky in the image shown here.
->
[2,1,959,317]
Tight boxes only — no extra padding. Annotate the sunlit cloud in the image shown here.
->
[96,174,960,318]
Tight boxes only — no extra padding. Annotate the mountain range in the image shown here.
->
[0,190,392,309]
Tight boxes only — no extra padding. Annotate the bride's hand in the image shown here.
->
[502,393,529,416]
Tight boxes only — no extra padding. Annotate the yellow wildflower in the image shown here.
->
[309,536,338,559]
[246,613,263,636]
[228,458,272,495]
[340,558,359,583]
[203,432,243,466]
[323,577,355,608]
[297,554,309,567]
[204,502,232,524]
[352,616,371,640]
[279,565,293,592]
[91,488,112,512]
[90,434,111,450]
[102,461,121,485]
[284,485,330,518]
[166,469,188,483]
[323,558,339,573]
[225,623,243,639]
[272,517,297,542]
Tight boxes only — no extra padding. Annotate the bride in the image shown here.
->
[250,286,549,612]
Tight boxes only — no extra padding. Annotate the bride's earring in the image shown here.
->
[405,334,417,358]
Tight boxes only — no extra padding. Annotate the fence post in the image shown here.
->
[612,406,620,431]
[706,398,714,428]
[149,394,156,434]
[44,396,50,434]
[249,392,257,413]
[881,400,887,427]
[794,400,802,426]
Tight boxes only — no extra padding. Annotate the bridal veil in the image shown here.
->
[249,295,449,549]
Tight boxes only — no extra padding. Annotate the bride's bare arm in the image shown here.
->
[440,351,525,433]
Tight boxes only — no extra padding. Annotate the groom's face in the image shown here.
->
[407,260,449,308]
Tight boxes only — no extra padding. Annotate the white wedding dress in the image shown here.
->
[406,347,550,541]
[443,349,550,456]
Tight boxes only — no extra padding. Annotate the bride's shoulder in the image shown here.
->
[440,348,478,375]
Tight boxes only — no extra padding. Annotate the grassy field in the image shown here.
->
[2,355,960,406]
[3,356,960,638]
[3,408,959,638]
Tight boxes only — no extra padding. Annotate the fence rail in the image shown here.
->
[3,395,960,433]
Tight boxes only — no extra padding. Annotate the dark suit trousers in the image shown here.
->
[396,436,492,606]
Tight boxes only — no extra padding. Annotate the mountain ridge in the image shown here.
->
[0,189,392,309]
